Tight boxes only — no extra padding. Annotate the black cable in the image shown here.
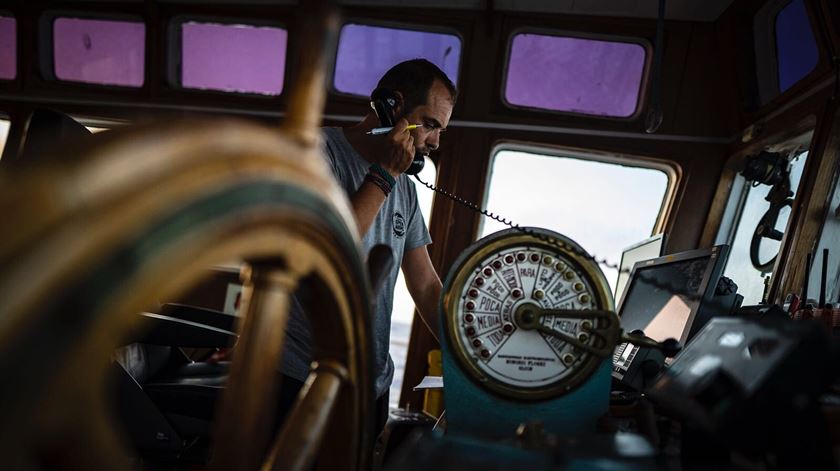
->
[413,174,706,301]
[413,174,624,271]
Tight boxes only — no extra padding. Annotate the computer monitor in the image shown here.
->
[612,245,730,382]
[614,234,665,307]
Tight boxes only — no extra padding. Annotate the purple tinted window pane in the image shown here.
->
[182,22,288,95]
[776,0,818,93]
[334,24,460,96]
[0,17,16,80]
[53,18,145,87]
[505,34,646,117]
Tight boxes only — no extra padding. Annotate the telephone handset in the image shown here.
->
[370,87,426,175]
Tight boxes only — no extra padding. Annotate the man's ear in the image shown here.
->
[392,90,406,117]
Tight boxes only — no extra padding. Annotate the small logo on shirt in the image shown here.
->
[393,211,406,238]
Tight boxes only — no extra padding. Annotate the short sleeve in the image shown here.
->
[403,179,432,251]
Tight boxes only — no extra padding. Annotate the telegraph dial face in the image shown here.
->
[442,228,615,400]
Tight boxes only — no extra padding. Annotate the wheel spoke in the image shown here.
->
[265,361,347,471]
[210,262,300,471]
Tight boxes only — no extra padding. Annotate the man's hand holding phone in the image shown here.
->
[380,118,415,178]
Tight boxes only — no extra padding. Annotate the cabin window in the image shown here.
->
[389,156,436,408]
[333,23,461,97]
[807,173,840,305]
[503,33,647,118]
[754,0,819,103]
[0,117,10,159]
[52,17,145,87]
[775,0,818,93]
[719,150,809,304]
[178,21,288,95]
[480,147,672,294]
[0,16,15,80]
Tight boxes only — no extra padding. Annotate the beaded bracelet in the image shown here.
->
[369,163,396,188]
[365,172,392,196]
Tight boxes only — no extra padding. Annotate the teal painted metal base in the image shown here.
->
[441,336,611,439]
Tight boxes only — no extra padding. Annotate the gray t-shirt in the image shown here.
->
[281,127,432,398]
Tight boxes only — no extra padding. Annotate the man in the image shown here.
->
[280,59,457,430]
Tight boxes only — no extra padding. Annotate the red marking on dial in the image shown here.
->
[492,261,503,269]
[464,313,475,323]
[472,339,482,348]
[503,323,514,333]
[468,289,479,298]
[466,326,477,336]
[504,255,514,264]
[475,277,485,286]
[483,268,493,277]
[465,301,475,310]
[517,253,526,262]
[530,253,540,263]
[512,289,522,299]
[480,349,491,358]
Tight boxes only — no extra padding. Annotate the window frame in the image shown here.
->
[716,130,814,249]
[480,141,679,239]
[329,18,464,100]
[167,15,291,98]
[500,28,652,121]
[39,11,148,90]
[753,0,823,106]
[713,130,813,304]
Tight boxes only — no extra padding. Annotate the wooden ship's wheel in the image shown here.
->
[0,5,374,470]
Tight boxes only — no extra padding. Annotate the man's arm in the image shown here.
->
[349,119,415,236]
[402,245,442,344]
[350,182,389,237]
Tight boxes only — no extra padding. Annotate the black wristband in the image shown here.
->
[369,163,397,188]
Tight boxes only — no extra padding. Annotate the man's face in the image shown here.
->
[401,80,454,156]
